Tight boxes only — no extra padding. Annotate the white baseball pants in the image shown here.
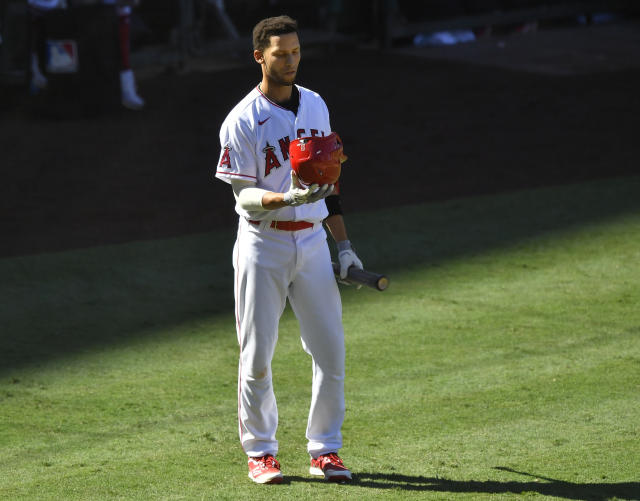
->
[233,218,345,458]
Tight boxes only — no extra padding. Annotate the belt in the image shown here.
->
[248,220,314,231]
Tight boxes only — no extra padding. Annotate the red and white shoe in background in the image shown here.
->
[309,452,352,482]
[247,454,283,484]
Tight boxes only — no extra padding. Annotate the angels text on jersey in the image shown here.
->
[219,127,326,178]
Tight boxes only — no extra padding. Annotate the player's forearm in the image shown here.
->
[241,188,287,210]
[232,178,331,211]
[324,214,349,243]
[233,181,285,211]
[261,191,288,210]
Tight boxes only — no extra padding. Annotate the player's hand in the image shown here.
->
[338,243,364,280]
[283,171,318,206]
[306,184,334,203]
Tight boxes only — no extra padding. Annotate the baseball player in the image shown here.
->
[215,15,363,484]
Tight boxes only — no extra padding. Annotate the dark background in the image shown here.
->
[1,0,639,258]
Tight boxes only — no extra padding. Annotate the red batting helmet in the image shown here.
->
[289,132,347,186]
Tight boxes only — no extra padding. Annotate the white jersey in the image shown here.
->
[215,84,331,223]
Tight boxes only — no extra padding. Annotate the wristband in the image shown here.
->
[337,240,352,252]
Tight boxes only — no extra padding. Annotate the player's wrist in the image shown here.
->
[283,191,295,206]
[259,191,288,209]
[337,240,352,252]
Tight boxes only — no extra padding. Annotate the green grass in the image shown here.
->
[1,176,639,500]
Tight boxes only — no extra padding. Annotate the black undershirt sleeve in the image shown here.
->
[325,194,343,217]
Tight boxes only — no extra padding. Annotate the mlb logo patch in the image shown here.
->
[45,40,78,73]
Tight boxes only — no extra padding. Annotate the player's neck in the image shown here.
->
[259,80,293,104]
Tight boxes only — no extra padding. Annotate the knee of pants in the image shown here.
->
[302,337,345,373]
[240,351,273,381]
[240,345,275,379]
[242,365,271,381]
[318,362,346,381]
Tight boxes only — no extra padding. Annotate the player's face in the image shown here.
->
[260,33,301,86]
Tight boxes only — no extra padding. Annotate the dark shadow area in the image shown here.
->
[279,469,639,499]
[346,470,640,500]
[1,47,639,258]
[0,231,237,374]
[346,175,640,279]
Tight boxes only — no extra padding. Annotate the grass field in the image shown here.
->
[1,176,639,500]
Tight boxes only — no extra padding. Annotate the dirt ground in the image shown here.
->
[1,21,639,258]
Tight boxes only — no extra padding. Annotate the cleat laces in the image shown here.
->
[321,453,344,468]
[258,455,280,469]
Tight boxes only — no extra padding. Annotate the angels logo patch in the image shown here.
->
[263,142,281,176]
[219,144,232,168]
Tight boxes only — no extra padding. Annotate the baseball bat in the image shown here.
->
[332,262,389,291]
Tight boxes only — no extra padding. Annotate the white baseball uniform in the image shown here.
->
[215,84,346,458]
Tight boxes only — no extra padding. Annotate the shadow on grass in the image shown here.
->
[0,231,237,374]
[284,468,639,500]
[349,175,640,279]
[1,176,639,374]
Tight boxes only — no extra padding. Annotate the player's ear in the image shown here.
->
[254,50,264,64]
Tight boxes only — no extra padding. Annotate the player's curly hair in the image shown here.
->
[252,15,298,51]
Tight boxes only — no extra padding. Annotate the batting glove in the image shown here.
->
[306,184,334,203]
[283,171,319,206]
[337,240,363,280]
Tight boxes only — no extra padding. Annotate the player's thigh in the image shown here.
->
[234,231,291,372]
[289,243,344,363]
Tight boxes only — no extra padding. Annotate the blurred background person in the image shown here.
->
[27,0,64,94]
[104,0,144,110]
[27,0,144,110]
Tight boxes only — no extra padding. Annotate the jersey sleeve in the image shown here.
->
[215,118,258,185]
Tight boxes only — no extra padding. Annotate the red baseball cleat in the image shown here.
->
[309,452,352,482]
[247,454,283,484]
